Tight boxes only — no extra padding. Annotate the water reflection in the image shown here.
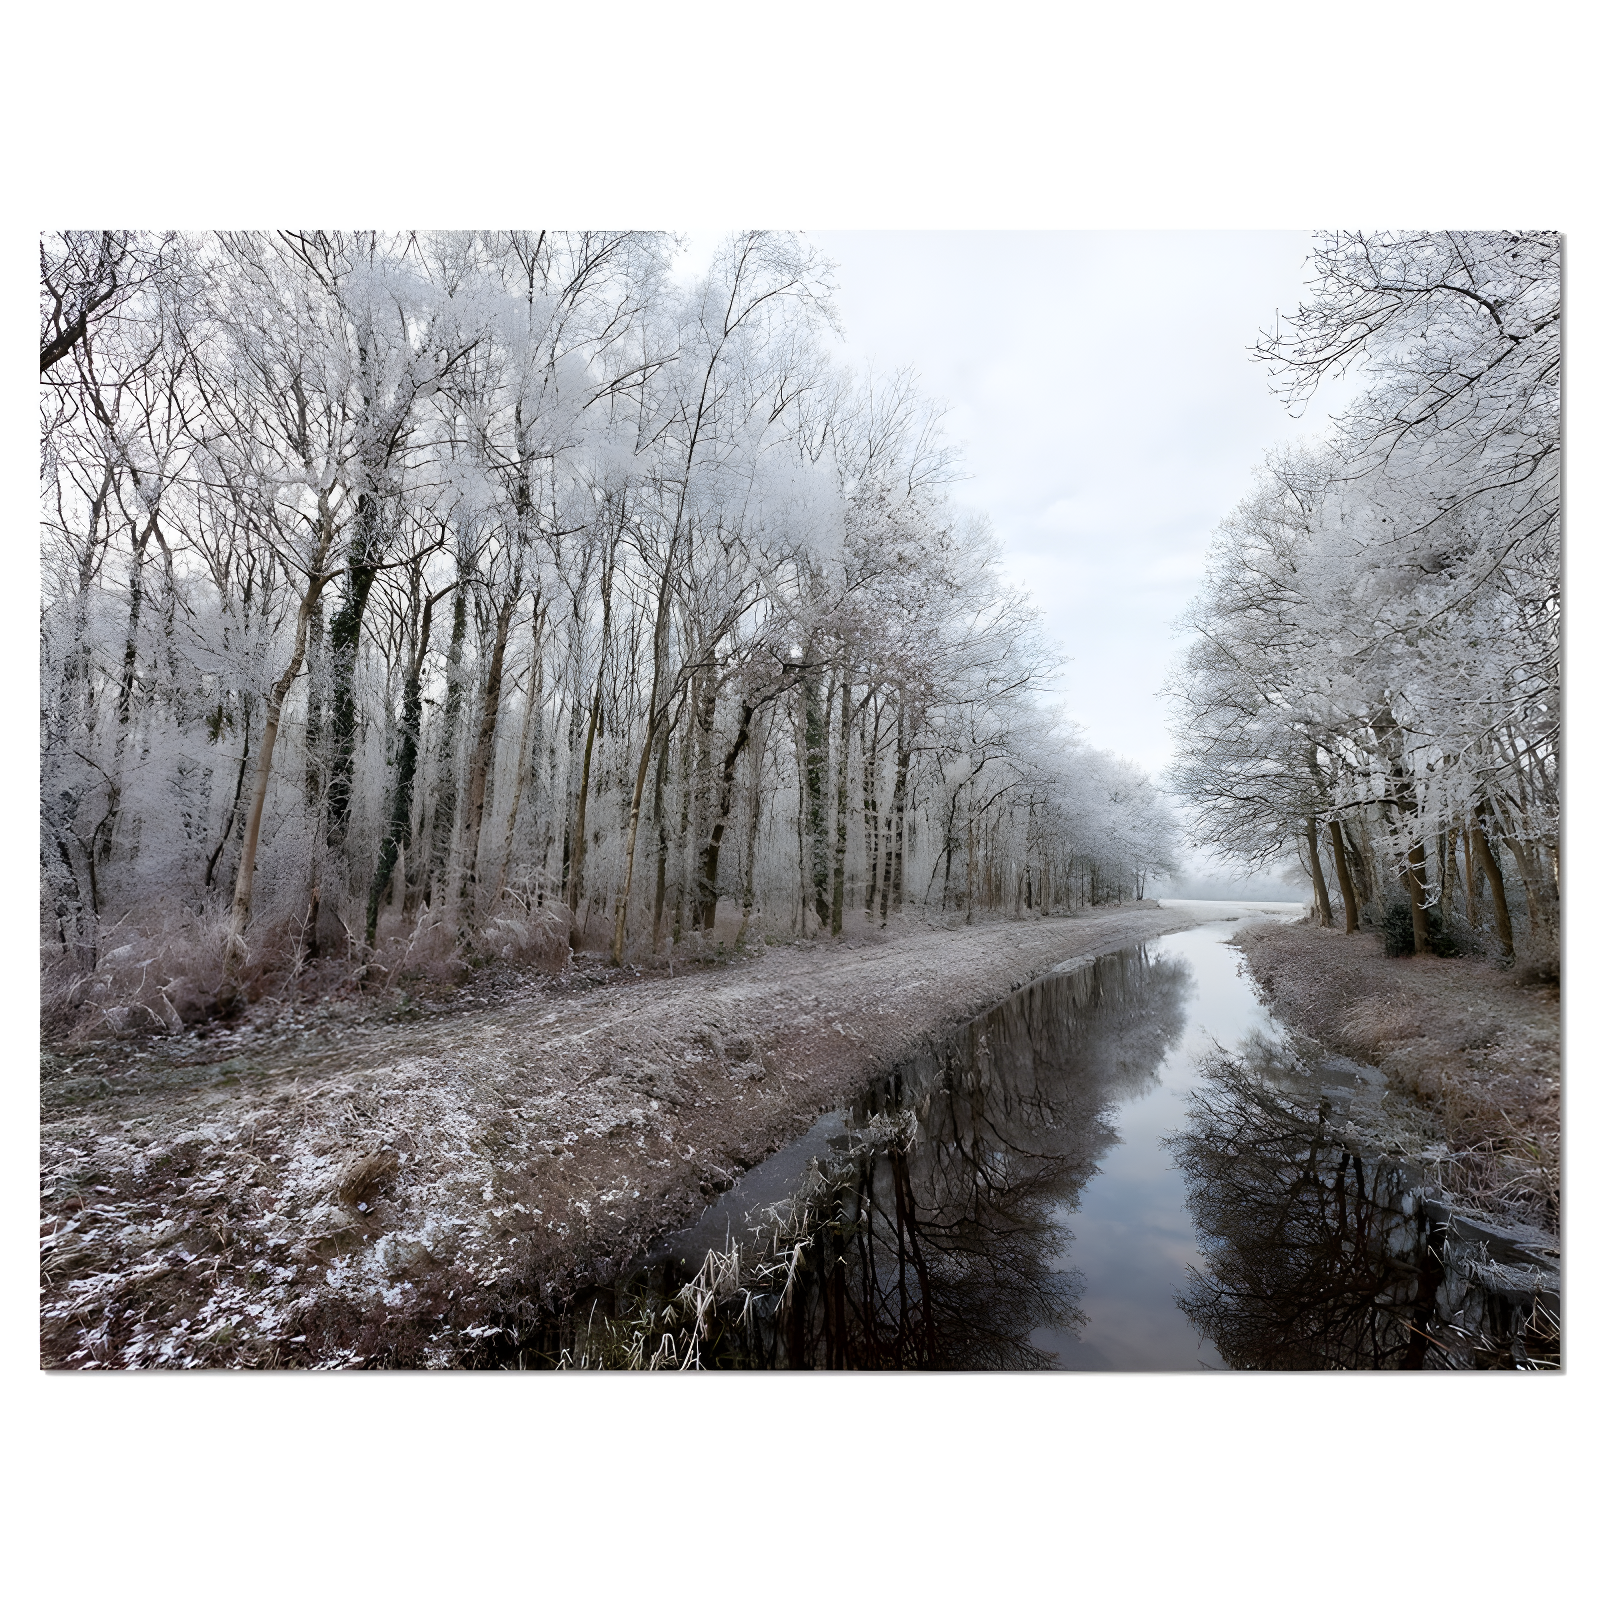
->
[1169,1035,1560,1370]
[569,947,1191,1370]
[525,907,1555,1370]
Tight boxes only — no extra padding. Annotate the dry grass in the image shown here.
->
[1233,920,1560,1232]
[40,893,575,1050]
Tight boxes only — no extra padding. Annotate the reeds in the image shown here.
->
[557,1108,918,1370]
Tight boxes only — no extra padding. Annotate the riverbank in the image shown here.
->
[40,903,1203,1368]
[1231,919,1560,1234]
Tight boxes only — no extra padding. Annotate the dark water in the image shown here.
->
[558,905,1558,1371]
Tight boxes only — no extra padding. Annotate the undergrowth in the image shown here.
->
[41,896,576,1047]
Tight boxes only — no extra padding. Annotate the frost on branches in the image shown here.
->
[39,230,1179,1035]
[1170,231,1559,964]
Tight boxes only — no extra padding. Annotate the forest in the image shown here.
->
[40,230,1179,1032]
[1169,231,1560,971]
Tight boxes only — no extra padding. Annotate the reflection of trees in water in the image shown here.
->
[1170,1036,1557,1370]
[1170,1039,1434,1369]
[666,946,1191,1370]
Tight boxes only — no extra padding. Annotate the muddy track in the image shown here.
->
[40,905,1202,1368]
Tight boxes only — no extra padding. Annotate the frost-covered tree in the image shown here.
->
[1173,231,1560,960]
[40,230,1177,1032]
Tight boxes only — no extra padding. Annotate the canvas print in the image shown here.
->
[39,230,1559,1370]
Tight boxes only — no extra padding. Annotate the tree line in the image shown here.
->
[1170,231,1559,962]
[40,230,1178,1006]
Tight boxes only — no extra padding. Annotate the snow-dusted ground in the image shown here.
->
[41,903,1206,1368]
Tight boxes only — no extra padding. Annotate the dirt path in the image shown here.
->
[41,904,1201,1368]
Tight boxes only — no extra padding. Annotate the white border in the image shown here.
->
[4,1,1592,1591]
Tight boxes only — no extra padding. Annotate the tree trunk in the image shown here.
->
[229,569,334,952]
[940,792,959,913]
[794,700,809,936]
[303,597,326,807]
[736,717,766,947]
[1462,821,1480,931]
[115,518,155,729]
[494,615,545,904]
[567,549,614,932]
[420,582,470,910]
[862,696,882,917]
[1471,809,1515,961]
[1327,816,1359,935]
[610,548,677,966]
[885,714,910,924]
[1384,759,1432,955]
[366,584,451,945]
[1404,835,1431,955]
[672,696,695,944]
[458,587,518,917]
[687,664,718,928]
[829,671,853,937]
[205,695,252,892]
[1306,819,1332,926]
[323,492,383,849]
[1344,817,1374,909]
[964,813,976,925]
[650,723,672,952]
[802,660,831,927]
[91,515,162,876]
[1492,807,1548,940]
[699,698,756,932]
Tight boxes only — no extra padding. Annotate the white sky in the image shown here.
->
[679,231,1355,779]
[809,231,1359,777]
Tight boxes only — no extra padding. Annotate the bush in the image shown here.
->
[1381,899,1460,958]
[41,909,254,1043]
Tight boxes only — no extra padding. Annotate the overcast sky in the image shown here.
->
[797,232,1356,779]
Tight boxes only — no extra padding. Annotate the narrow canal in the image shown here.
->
[553,901,1557,1370]
[1032,904,1301,1370]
